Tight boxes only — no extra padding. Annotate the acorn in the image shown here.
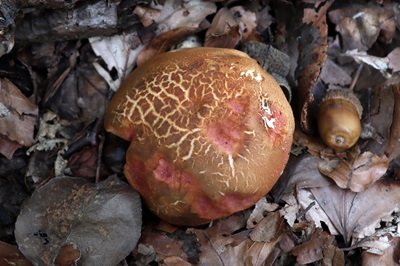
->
[317,89,363,151]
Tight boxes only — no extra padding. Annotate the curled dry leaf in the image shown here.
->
[292,128,336,158]
[0,241,32,266]
[362,84,394,154]
[387,48,400,73]
[133,6,161,27]
[308,179,400,244]
[134,226,197,264]
[362,237,400,265]
[204,7,241,48]
[291,229,337,264]
[319,59,352,88]
[89,32,144,92]
[135,0,216,64]
[229,6,257,42]
[189,213,283,266]
[328,4,396,51]
[277,153,400,251]
[15,176,142,266]
[249,212,284,243]
[0,135,22,160]
[0,78,38,148]
[318,151,389,192]
[386,83,400,158]
[136,27,200,66]
[247,197,279,229]
[296,1,330,134]
[155,0,216,33]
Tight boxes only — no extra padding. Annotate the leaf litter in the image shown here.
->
[2,0,400,265]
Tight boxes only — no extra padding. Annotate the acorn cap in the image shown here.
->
[321,89,363,118]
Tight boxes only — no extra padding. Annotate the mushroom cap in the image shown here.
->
[104,47,294,226]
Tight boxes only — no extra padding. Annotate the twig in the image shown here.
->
[349,63,364,92]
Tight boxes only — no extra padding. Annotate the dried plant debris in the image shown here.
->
[328,4,396,51]
[15,176,142,265]
[0,241,32,266]
[135,0,216,34]
[345,48,400,77]
[4,0,400,265]
[318,150,389,192]
[291,229,344,265]
[0,78,38,158]
[204,7,241,48]
[296,0,330,134]
[89,32,144,92]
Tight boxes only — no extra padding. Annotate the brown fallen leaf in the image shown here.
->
[293,128,336,159]
[318,150,389,192]
[229,6,257,42]
[189,212,283,266]
[0,78,38,147]
[135,226,193,264]
[278,153,400,252]
[136,27,200,66]
[54,243,81,266]
[161,256,191,266]
[247,197,279,229]
[309,179,400,244]
[319,59,352,88]
[386,83,400,158]
[204,7,241,48]
[296,0,331,134]
[155,0,216,33]
[0,241,32,266]
[249,212,284,243]
[328,3,396,51]
[291,229,335,264]
[134,5,161,27]
[0,134,22,159]
[362,237,400,265]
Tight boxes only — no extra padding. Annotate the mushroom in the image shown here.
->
[104,47,294,226]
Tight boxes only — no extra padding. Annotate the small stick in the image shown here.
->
[349,63,364,92]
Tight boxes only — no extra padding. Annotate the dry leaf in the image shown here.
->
[229,6,257,41]
[247,197,279,229]
[0,135,22,159]
[134,6,161,27]
[386,83,400,158]
[296,1,330,134]
[0,78,38,147]
[328,4,396,51]
[204,7,240,48]
[135,227,194,264]
[319,59,352,87]
[292,229,335,264]
[249,212,284,243]
[362,237,400,265]
[318,151,389,192]
[189,212,282,266]
[155,0,216,33]
[308,179,400,244]
[0,241,32,266]
[136,27,199,66]
[89,32,144,91]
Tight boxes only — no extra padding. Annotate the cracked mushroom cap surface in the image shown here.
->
[104,47,295,226]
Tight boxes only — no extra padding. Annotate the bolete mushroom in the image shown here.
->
[104,47,294,226]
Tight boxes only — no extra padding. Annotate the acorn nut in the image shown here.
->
[317,89,363,151]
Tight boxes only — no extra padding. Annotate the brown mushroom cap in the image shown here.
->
[104,47,294,226]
